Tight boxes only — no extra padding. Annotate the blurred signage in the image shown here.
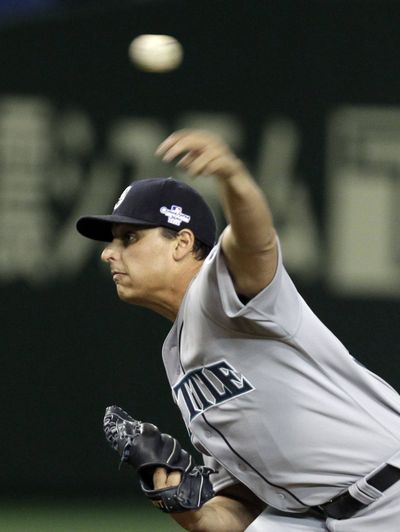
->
[0,96,398,296]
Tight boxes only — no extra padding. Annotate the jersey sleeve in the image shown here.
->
[199,232,301,337]
[202,454,239,494]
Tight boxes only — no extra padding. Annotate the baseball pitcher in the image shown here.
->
[77,130,400,531]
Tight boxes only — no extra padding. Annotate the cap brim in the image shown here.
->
[76,215,158,242]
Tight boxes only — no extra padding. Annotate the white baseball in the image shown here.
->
[128,34,183,73]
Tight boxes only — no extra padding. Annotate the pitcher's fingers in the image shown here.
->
[157,134,217,163]
[159,140,200,162]
[185,152,222,176]
[166,470,182,487]
[155,130,191,156]
[176,150,205,169]
[153,467,168,489]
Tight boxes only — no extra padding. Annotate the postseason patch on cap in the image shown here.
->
[160,205,191,226]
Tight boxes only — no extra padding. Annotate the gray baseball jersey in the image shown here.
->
[162,235,400,512]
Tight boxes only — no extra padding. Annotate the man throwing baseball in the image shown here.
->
[77,130,400,531]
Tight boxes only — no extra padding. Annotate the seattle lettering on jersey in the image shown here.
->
[173,360,255,422]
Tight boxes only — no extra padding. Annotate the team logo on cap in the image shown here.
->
[160,205,191,226]
[114,186,132,211]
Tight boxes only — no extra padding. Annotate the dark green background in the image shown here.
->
[1,0,399,501]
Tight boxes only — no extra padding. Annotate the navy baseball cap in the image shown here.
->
[76,177,216,247]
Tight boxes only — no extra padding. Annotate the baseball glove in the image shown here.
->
[103,405,215,512]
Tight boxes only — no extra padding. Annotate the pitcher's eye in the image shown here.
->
[123,232,138,245]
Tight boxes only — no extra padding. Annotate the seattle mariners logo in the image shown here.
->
[173,360,255,422]
[160,205,191,226]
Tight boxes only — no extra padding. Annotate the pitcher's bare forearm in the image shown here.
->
[217,169,275,252]
[217,169,277,296]
[171,494,262,532]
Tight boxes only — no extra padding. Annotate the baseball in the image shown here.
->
[128,34,183,73]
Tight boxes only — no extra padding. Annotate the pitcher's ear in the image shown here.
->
[172,229,196,260]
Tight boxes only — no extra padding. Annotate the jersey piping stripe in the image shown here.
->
[201,412,309,507]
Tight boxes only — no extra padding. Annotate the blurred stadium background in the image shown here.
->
[1,0,399,530]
